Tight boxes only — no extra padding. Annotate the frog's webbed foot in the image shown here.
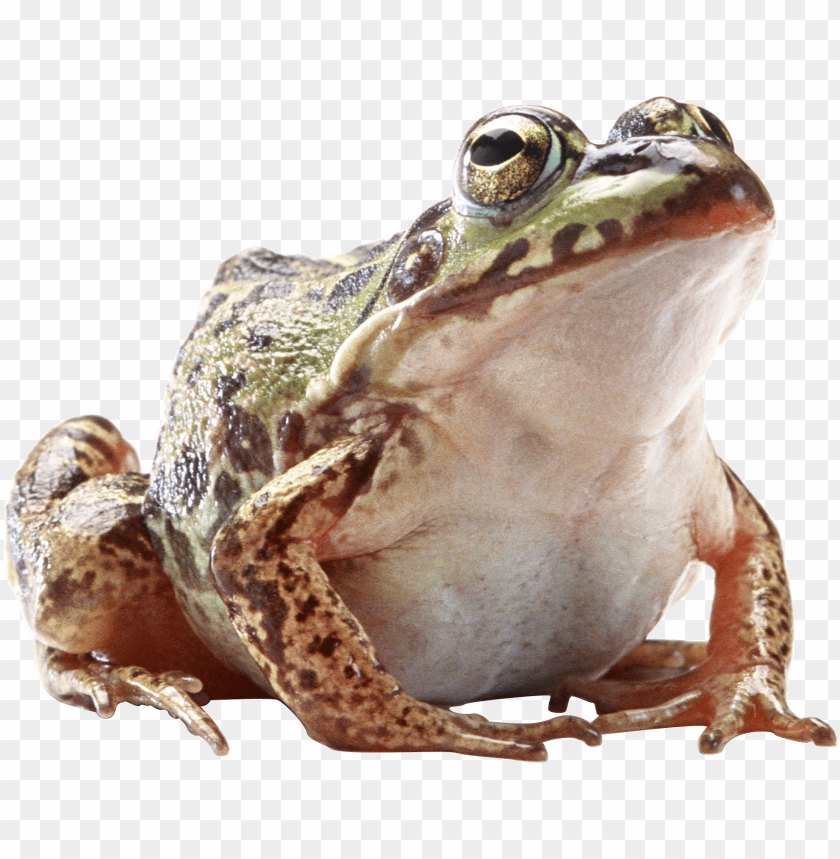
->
[211,434,600,761]
[550,639,836,753]
[37,644,229,755]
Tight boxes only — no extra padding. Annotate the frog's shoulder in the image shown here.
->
[193,237,403,333]
[169,235,404,409]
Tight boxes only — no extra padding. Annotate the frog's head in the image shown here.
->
[332,98,776,437]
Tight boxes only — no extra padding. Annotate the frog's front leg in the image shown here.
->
[210,432,601,761]
[550,461,836,753]
[7,417,242,755]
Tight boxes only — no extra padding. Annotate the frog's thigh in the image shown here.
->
[210,435,600,760]
[8,417,154,656]
[7,417,231,754]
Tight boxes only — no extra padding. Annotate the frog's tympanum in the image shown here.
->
[7,98,835,760]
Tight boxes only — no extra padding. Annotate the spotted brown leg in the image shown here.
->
[550,461,836,753]
[210,433,601,761]
[7,417,246,756]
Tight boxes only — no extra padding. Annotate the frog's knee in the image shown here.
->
[10,416,140,512]
[12,470,159,654]
[7,417,145,645]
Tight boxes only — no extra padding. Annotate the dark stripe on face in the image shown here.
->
[487,236,530,274]
[596,219,623,242]
[551,223,587,263]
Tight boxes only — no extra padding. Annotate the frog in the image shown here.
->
[6,97,835,761]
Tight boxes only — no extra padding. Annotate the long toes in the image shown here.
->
[441,714,601,760]
[764,714,837,747]
[118,671,229,755]
[537,715,603,747]
[158,671,204,695]
[592,690,704,735]
[88,680,117,718]
[698,710,746,754]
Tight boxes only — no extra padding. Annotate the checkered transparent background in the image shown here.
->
[1,2,838,857]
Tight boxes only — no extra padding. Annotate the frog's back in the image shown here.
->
[142,239,400,682]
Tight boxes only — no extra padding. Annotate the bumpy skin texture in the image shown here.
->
[6,97,836,758]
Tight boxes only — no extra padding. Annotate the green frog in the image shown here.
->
[7,97,835,761]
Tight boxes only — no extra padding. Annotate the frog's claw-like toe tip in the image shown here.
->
[812,720,837,747]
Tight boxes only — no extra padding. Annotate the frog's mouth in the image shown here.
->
[414,136,775,321]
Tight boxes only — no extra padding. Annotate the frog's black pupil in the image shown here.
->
[471,129,525,166]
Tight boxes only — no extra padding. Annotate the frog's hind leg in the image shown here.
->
[7,416,233,754]
[548,640,709,712]
[210,433,601,761]
[550,463,836,753]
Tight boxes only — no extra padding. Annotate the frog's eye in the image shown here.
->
[454,113,563,212]
[694,106,734,150]
[684,104,735,150]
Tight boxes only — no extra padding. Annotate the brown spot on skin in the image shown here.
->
[245,329,273,351]
[488,236,530,276]
[215,372,247,405]
[309,635,341,657]
[165,519,204,589]
[205,472,246,550]
[224,406,274,475]
[278,411,305,459]
[596,218,623,242]
[298,669,319,690]
[46,567,97,607]
[147,447,209,514]
[295,594,320,622]
[213,470,243,513]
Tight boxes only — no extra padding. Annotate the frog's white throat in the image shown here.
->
[343,223,774,447]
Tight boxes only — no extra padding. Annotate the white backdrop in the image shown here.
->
[1,2,837,857]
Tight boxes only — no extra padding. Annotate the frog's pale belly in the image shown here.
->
[327,506,703,706]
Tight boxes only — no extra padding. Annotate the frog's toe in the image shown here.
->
[531,715,603,747]
[584,663,836,752]
[103,666,230,756]
[40,648,229,755]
